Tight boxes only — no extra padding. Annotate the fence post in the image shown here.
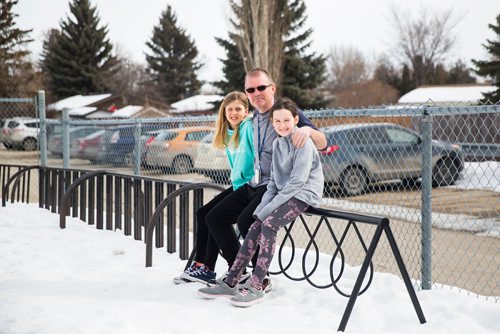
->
[420,108,433,290]
[62,108,70,169]
[133,121,142,176]
[37,90,47,167]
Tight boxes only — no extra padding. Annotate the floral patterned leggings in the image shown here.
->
[225,198,309,289]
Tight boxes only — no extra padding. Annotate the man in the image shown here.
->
[205,68,327,288]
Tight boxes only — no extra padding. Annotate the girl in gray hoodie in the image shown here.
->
[198,97,324,307]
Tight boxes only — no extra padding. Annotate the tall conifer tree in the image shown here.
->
[41,0,119,99]
[0,0,34,96]
[145,5,201,104]
[472,14,500,103]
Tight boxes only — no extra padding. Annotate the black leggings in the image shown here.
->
[205,184,267,269]
[194,186,233,271]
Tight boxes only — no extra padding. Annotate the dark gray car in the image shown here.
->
[320,123,464,196]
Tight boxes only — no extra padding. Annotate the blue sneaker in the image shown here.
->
[181,265,216,284]
[173,262,203,284]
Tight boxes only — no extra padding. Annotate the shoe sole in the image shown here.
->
[197,290,235,299]
[180,273,215,285]
[174,275,210,285]
[230,296,264,307]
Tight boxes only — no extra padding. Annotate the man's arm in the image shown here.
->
[292,126,327,150]
[293,110,327,150]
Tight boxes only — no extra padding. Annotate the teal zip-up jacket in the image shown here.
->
[225,117,255,190]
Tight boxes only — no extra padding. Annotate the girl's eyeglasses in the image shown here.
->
[245,84,272,94]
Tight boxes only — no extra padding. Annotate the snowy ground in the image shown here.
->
[0,204,499,334]
[454,161,499,192]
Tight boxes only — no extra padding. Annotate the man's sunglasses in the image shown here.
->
[245,84,272,94]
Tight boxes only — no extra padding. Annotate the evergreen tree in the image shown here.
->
[39,29,61,102]
[472,14,500,103]
[0,0,34,97]
[280,0,327,109]
[215,0,328,109]
[145,5,202,104]
[41,0,119,99]
[213,37,246,93]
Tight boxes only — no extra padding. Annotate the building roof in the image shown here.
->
[398,85,495,104]
[68,106,97,117]
[86,105,143,119]
[48,94,112,111]
[170,95,222,113]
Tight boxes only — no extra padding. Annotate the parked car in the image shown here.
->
[0,117,40,151]
[47,126,102,157]
[140,130,164,165]
[71,129,106,163]
[193,131,231,182]
[144,126,213,174]
[102,124,166,166]
[320,123,464,196]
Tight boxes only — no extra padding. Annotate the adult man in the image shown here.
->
[205,68,326,283]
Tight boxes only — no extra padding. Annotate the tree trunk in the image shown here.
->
[231,0,287,86]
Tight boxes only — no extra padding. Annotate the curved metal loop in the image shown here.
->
[329,221,374,298]
[273,222,297,277]
[145,183,225,267]
[302,216,338,289]
[2,165,38,206]
[59,170,108,229]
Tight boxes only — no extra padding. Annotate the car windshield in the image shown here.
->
[155,131,177,142]
[200,132,215,144]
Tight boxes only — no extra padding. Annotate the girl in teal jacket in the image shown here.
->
[174,91,254,284]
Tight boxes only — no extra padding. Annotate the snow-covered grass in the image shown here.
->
[454,161,499,192]
[1,203,499,334]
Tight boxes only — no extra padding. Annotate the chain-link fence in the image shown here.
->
[1,94,498,299]
[0,97,40,202]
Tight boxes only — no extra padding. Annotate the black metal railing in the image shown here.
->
[1,164,35,205]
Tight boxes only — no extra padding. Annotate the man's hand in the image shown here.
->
[292,126,311,148]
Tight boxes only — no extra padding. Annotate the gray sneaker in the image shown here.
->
[262,275,273,293]
[197,278,237,299]
[230,283,265,307]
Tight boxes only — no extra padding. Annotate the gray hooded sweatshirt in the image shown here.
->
[253,132,324,221]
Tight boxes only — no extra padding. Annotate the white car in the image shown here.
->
[1,117,40,151]
[194,132,231,182]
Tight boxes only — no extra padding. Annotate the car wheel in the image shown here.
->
[432,157,459,187]
[22,138,37,151]
[339,166,367,196]
[172,155,193,174]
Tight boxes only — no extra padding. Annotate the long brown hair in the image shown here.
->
[213,91,249,149]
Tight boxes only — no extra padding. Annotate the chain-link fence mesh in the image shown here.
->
[1,96,498,299]
[0,97,40,202]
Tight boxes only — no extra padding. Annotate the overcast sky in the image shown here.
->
[14,0,499,84]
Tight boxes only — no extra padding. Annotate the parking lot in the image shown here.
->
[2,146,497,219]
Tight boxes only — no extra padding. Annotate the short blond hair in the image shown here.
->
[244,68,274,84]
